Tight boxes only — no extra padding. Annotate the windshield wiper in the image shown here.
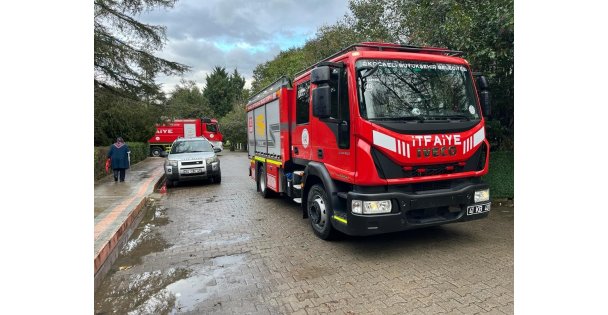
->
[370,116,425,122]
[443,115,472,121]
[422,115,472,121]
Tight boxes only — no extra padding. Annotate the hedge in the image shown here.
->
[94,142,149,180]
[483,151,514,199]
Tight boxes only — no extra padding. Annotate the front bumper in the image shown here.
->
[334,181,490,236]
[165,161,221,181]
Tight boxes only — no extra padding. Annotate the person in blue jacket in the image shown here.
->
[107,137,131,182]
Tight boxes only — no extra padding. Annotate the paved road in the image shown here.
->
[95,151,514,314]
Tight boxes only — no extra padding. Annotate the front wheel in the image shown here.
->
[307,184,335,240]
[213,172,221,184]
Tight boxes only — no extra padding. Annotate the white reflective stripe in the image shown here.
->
[406,143,410,158]
[397,139,401,154]
[473,127,485,147]
[372,130,396,152]
[403,142,407,157]
[463,138,467,154]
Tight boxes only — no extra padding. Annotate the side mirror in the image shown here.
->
[214,147,221,153]
[312,86,331,118]
[476,75,492,118]
[476,76,489,90]
[311,66,331,84]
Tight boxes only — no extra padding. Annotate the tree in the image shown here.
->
[219,102,247,149]
[396,0,514,149]
[94,87,162,145]
[94,0,189,99]
[251,47,308,93]
[203,67,246,118]
[165,80,213,118]
[229,69,247,102]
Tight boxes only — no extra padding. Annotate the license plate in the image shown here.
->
[181,168,203,174]
[467,202,491,215]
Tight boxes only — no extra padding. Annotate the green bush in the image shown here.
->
[483,151,514,199]
[94,142,149,180]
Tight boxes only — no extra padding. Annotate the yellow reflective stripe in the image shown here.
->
[332,215,347,224]
[253,156,283,166]
[266,159,282,166]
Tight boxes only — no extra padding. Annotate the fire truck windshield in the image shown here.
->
[356,59,480,122]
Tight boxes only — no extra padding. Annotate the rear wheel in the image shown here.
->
[257,165,271,198]
[307,184,335,240]
[151,147,163,157]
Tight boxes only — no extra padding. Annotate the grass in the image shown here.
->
[483,150,514,199]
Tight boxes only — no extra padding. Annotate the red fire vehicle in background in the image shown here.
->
[148,118,223,157]
[246,42,492,240]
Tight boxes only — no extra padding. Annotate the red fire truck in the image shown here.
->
[246,42,493,240]
[148,118,223,156]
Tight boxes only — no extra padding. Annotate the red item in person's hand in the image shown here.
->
[105,158,111,173]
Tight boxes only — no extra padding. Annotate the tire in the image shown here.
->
[151,147,163,157]
[257,165,271,198]
[306,184,335,240]
[213,171,221,184]
[166,178,173,188]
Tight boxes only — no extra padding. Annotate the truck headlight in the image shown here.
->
[352,200,362,214]
[168,160,178,166]
[352,200,392,214]
[474,189,490,203]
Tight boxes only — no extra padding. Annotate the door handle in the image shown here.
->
[317,149,323,159]
[294,147,299,154]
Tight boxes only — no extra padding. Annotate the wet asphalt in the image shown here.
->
[94,151,514,314]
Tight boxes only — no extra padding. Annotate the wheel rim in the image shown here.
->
[260,169,266,192]
[309,195,327,230]
[152,149,160,157]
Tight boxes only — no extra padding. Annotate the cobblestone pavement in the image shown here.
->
[95,151,514,314]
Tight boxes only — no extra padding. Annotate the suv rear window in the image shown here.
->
[170,140,213,154]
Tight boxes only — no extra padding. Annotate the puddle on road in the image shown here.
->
[96,254,247,314]
[164,254,246,313]
[114,205,171,272]
[194,229,212,236]
[95,267,189,315]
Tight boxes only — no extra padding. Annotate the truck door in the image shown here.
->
[309,63,355,179]
[291,80,312,162]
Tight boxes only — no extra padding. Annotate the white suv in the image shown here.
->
[163,137,221,187]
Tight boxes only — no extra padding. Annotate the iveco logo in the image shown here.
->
[416,146,457,157]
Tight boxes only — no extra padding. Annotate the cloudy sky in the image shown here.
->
[138,0,350,94]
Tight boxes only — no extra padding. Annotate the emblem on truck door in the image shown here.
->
[302,128,309,148]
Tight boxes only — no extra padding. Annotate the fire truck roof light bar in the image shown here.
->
[294,42,464,79]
